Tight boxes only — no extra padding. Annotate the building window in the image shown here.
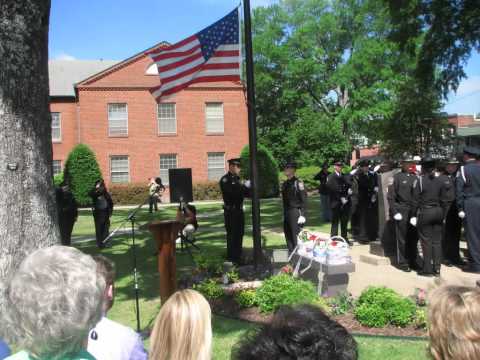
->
[205,103,224,134]
[159,154,177,185]
[207,152,225,180]
[110,155,129,183]
[51,112,61,142]
[52,160,62,176]
[158,103,176,135]
[108,103,128,137]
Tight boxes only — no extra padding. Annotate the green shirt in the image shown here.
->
[6,350,95,360]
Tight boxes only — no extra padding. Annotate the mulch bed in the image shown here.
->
[211,295,427,338]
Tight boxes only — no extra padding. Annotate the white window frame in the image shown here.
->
[51,112,62,142]
[52,160,62,176]
[157,103,177,135]
[110,155,130,184]
[207,152,226,181]
[159,154,178,185]
[108,103,128,137]
[205,102,224,134]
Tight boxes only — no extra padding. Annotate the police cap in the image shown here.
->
[358,159,370,167]
[463,146,480,157]
[333,160,343,166]
[228,158,242,166]
[284,161,298,169]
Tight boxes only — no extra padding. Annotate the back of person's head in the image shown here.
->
[155,177,163,185]
[5,246,104,359]
[150,289,211,360]
[428,285,480,360]
[233,304,357,360]
[92,255,116,312]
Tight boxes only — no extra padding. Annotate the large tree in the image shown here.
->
[0,0,58,324]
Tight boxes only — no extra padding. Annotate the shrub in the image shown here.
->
[194,254,225,276]
[240,143,279,198]
[53,172,64,186]
[296,166,321,191]
[235,290,257,308]
[226,267,240,283]
[354,287,416,328]
[413,308,427,329]
[64,144,102,206]
[193,181,223,201]
[194,279,224,300]
[110,183,150,205]
[255,274,318,313]
[329,292,355,316]
[312,297,332,315]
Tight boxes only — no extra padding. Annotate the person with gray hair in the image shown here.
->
[4,246,105,360]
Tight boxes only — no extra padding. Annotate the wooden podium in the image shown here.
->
[148,220,182,303]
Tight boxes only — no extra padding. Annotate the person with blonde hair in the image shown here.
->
[428,285,480,360]
[150,289,212,360]
[4,246,105,360]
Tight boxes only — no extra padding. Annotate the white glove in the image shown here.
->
[298,216,306,225]
[340,197,348,205]
[393,213,403,221]
[348,188,353,196]
[374,186,379,193]
[371,194,377,203]
[244,180,251,188]
[410,217,417,227]
[459,211,466,219]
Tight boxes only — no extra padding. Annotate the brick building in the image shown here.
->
[49,42,248,185]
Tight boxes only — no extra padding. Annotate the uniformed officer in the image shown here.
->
[354,160,379,244]
[414,157,451,277]
[439,158,464,267]
[327,161,353,245]
[457,146,480,273]
[314,162,331,222]
[387,157,418,272]
[55,182,78,246]
[89,179,114,249]
[281,161,307,253]
[219,158,250,264]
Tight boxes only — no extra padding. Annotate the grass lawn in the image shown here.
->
[72,196,428,359]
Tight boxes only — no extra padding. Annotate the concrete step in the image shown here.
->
[358,253,392,266]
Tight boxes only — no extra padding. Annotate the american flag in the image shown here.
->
[147,9,241,100]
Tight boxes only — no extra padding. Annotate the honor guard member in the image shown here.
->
[89,179,114,249]
[281,161,307,253]
[354,160,379,244]
[457,146,480,273]
[327,161,353,245]
[55,182,78,246]
[387,157,418,272]
[440,157,464,266]
[414,157,451,277]
[314,162,331,222]
[220,158,250,265]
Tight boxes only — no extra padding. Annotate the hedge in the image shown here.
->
[193,181,223,201]
[109,184,150,206]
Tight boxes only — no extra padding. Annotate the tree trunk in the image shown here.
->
[0,0,58,329]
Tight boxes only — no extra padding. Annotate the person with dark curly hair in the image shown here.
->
[232,304,358,360]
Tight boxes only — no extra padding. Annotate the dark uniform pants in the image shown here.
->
[464,198,480,271]
[443,203,462,262]
[149,195,158,212]
[59,212,76,246]
[418,207,443,273]
[331,205,350,240]
[224,208,244,263]
[284,208,301,253]
[394,206,417,267]
[93,210,110,248]
[356,199,378,243]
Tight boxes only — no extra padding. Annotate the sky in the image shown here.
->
[49,0,479,116]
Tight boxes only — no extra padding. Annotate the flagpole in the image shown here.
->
[242,0,262,267]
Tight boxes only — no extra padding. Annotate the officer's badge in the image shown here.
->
[222,177,228,183]
[402,180,407,184]
[298,182,305,191]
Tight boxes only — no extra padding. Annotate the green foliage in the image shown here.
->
[109,184,150,205]
[194,254,225,276]
[255,274,318,313]
[240,143,279,198]
[64,144,102,206]
[194,279,224,300]
[414,308,427,329]
[329,292,355,316]
[226,267,240,283]
[294,166,320,191]
[354,287,416,328]
[53,172,64,186]
[193,181,223,201]
[235,290,258,308]
[312,297,333,315]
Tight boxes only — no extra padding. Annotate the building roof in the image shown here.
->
[49,60,119,97]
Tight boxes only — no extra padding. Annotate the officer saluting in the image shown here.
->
[220,158,250,265]
[457,146,480,273]
[281,161,307,253]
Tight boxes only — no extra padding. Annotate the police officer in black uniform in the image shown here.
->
[281,161,307,253]
[89,179,114,249]
[354,160,379,244]
[55,182,78,246]
[457,146,480,273]
[327,161,353,245]
[220,158,250,264]
[414,157,451,277]
[439,158,464,267]
[387,157,418,272]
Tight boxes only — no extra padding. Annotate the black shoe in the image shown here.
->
[418,271,435,277]
[434,270,441,277]
[452,259,466,267]
[463,266,480,274]
[399,265,411,272]
[443,260,453,267]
